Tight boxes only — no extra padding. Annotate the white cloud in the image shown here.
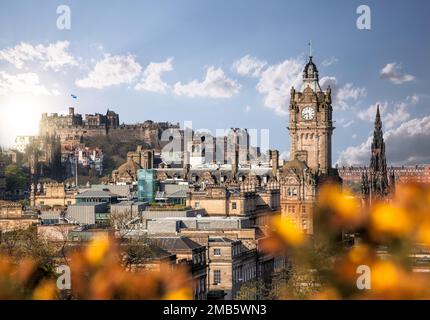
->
[336,118,354,128]
[280,151,290,162]
[232,55,267,77]
[321,56,339,67]
[0,41,77,71]
[383,102,410,129]
[256,57,303,116]
[173,66,241,98]
[244,105,251,113]
[357,102,387,122]
[135,57,173,93]
[320,77,366,110]
[319,76,337,90]
[337,116,430,166]
[75,54,142,89]
[358,95,419,129]
[337,136,372,166]
[0,71,52,95]
[335,83,367,110]
[380,62,415,84]
[352,133,357,139]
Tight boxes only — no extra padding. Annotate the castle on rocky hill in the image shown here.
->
[39,107,180,149]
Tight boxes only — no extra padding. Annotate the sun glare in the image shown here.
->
[0,95,49,147]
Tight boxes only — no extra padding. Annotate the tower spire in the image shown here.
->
[301,42,320,92]
[366,104,389,201]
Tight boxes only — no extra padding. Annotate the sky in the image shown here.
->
[0,0,429,166]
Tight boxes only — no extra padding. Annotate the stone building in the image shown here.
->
[0,201,38,232]
[279,55,341,234]
[111,146,156,184]
[27,134,63,180]
[112,159,142,184]
[30,182,77,207]
[186,184,280,226]
[205,236,257,300]
[339,165,430,186]
[150,236,207,300]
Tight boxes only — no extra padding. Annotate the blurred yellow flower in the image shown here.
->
[85,234,110,266]
[371,204,411,237]
[318,184,362,225]
[416,223,430,245]
[371,261,401,291]
[32,281,57,300]
[348,244,371,264]
[273,216,305,246]
[163,288,193,300]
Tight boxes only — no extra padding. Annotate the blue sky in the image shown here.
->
[0,0,429,165]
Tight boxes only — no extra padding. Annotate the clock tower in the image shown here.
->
[288,55,334,174]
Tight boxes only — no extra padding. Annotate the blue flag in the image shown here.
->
[71,94,78,99]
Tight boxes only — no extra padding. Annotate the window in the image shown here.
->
[195,202,200,209]
[214,270,221,284]
[287,188,297,197]
[213,248,221,256]
[232,202,237,210]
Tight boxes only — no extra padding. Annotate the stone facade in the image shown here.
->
[186,184,280,220]
[0,201,38,232]
[30,182,77,207]
[339,165,430,185]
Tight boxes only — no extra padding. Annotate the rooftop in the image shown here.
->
[151,236,203,251]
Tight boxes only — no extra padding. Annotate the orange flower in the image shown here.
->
[163,287,193,300]
[370,203,412,237]
[415,222,430,245]
[272,216,305,246]
[85,234,110,266]
[371,261,401,291]
[32,281,57,300]
[318,184,363,226]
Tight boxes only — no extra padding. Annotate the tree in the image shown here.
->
[121,236,155,271]
[5,164,27,192]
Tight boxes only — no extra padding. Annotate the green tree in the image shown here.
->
[5,164,27,192]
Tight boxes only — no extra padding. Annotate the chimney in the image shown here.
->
[270,150,279,175]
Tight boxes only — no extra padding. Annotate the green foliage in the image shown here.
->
[5,164,27,192]
[83,135,150,174]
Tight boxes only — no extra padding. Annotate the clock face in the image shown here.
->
[302,107,315,120]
